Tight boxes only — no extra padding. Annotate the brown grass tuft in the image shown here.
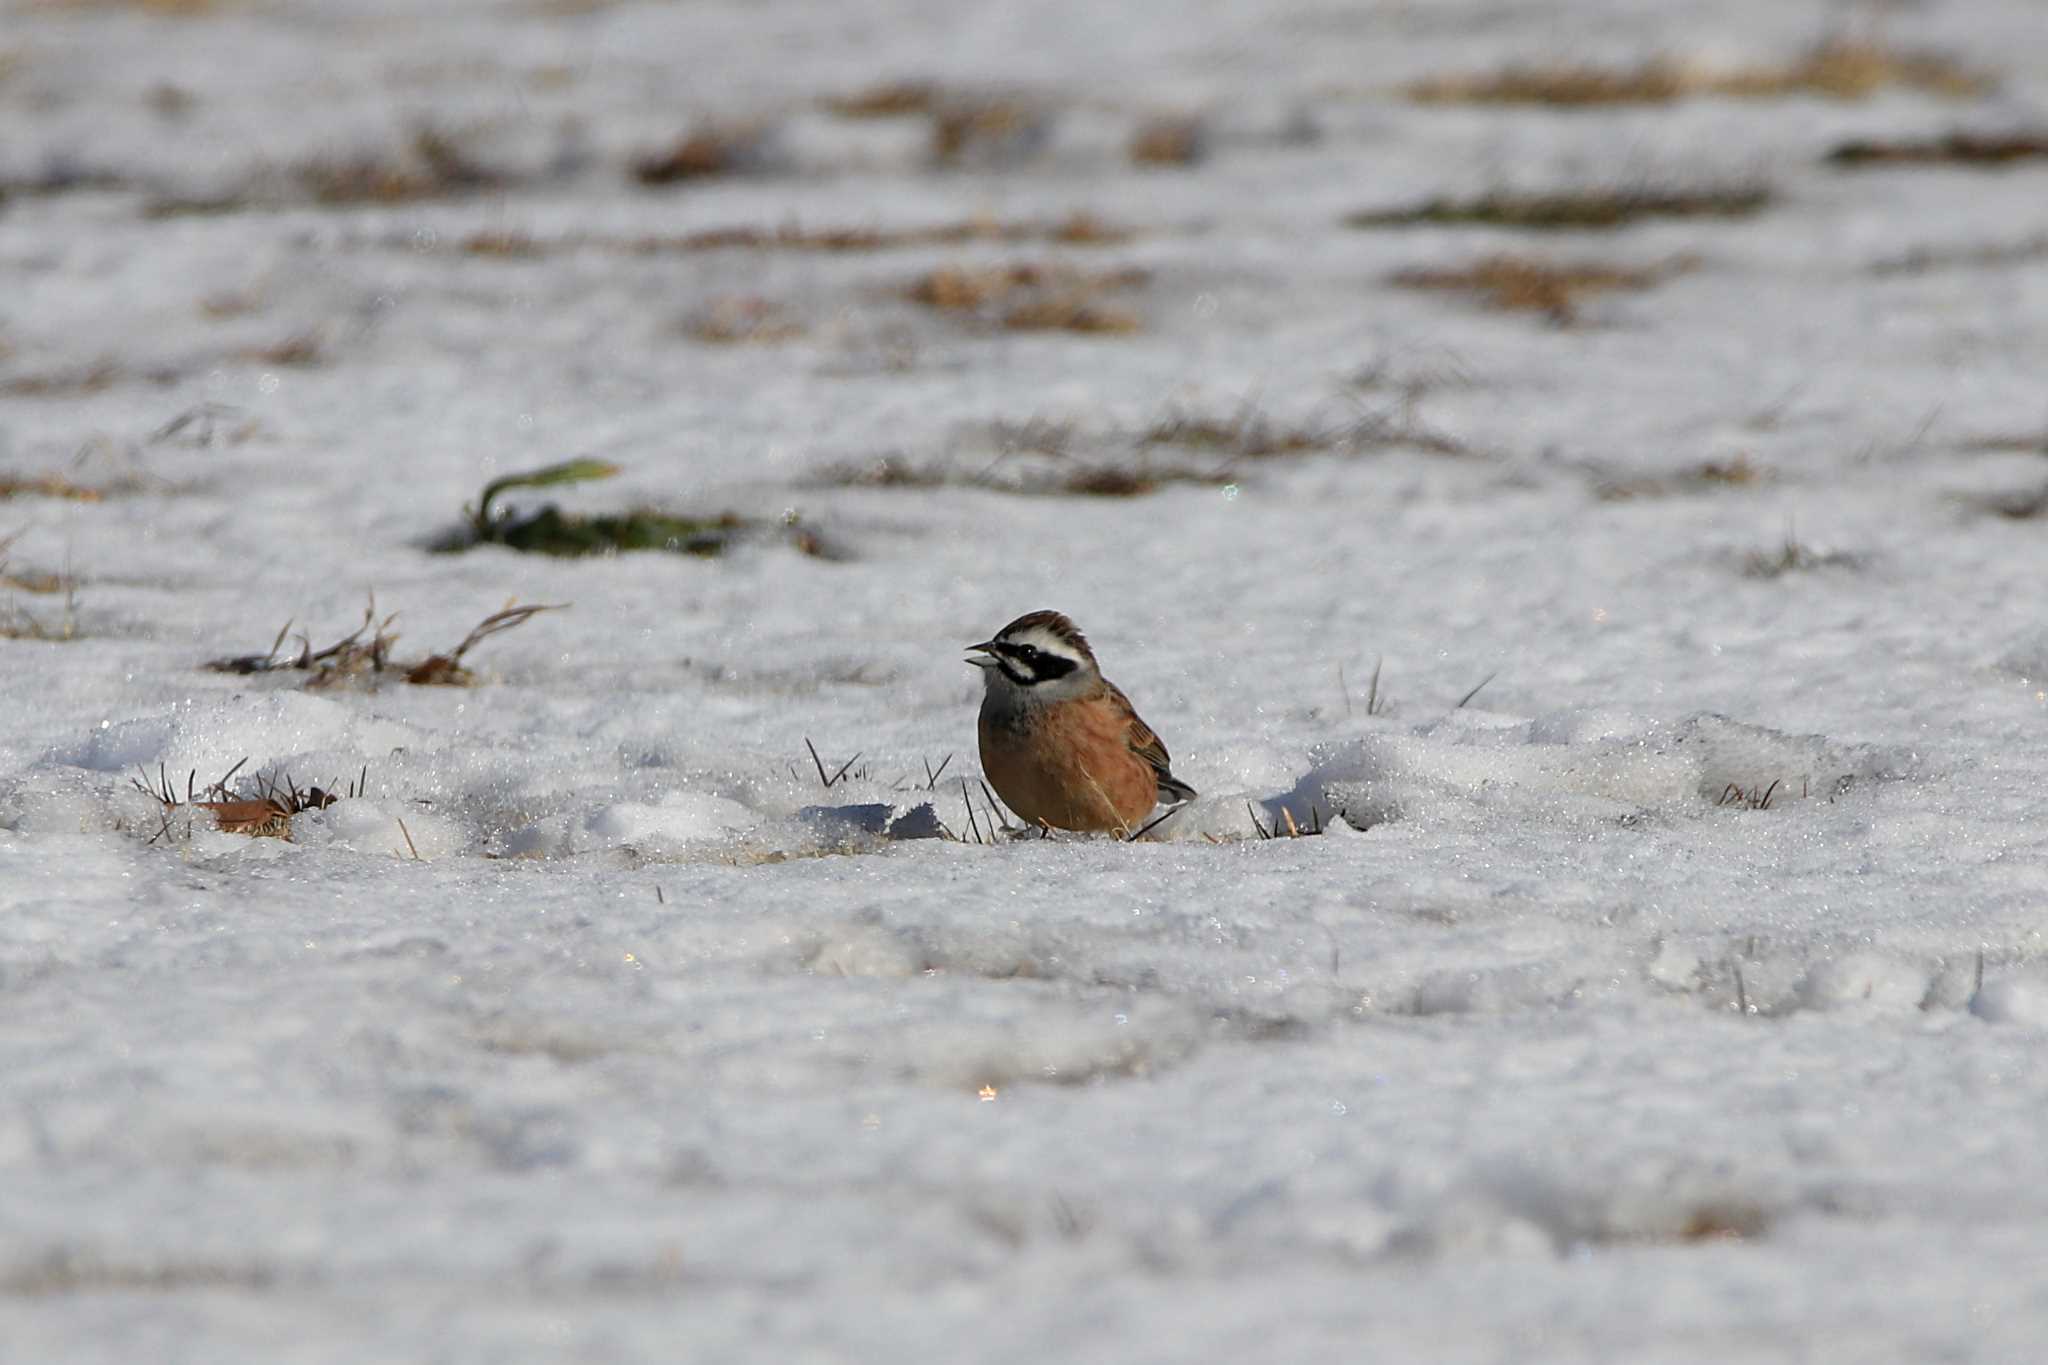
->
[459,230,546,258]
[1953,483,2048,521]
[1129,116,1207,166]
[931,98,1048,166]
[1958,429,2048,457]
[907,262,1147,333]
[998,297,1141,335]
[0,566,72,595]
[35,0,219,10]
[822,455,949,490]
[199,288,266,319]
[0,360,123,397]
[1719,39,1988,100]
[206,596,564,690]
[0,538,83,641]
[1870,235,2048,276]
[0,473,107,502]
[1403,39,1989,106]
[1405,61,1689,106]
[1350,185,1769,231]
[441,212,1132,259]
[1390,253,1687,323]
[1742,528,1861,578]
[1142,408,1324,458]
[1595,455,1766,500]
[1146,402,1471,460]
[632,126,768,185]
[683,296,807,345]
[821,80,940,118]
[131,759,368,843]
[822,400,1470,497]
[294,128,500,205]
[238,330,323,367]
[1045,212,1130,245]
[1827,131,2048,167]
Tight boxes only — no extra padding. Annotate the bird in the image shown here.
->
[967,610,1196,834]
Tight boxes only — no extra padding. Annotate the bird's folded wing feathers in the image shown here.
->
[1113,684,1197,803]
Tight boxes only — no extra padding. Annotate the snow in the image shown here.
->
[6,0,2048,1359]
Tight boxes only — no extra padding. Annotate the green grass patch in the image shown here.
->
[442,458,834,559]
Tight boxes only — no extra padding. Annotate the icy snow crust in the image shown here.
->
[6,0,2048,1359]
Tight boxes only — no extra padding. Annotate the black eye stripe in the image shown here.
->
[993,640,1078,684]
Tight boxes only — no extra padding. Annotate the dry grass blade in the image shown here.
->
[406,600,566,685]
[1454,671,1498,709]
[959,777,989,845]
[1246,801,1326,840]
[1717,780,1783,810]
[150,402,255,448]
[977,780,1010,833]
[0,551,85,640]
[804,738,863,789]
[1125,803,1190,841]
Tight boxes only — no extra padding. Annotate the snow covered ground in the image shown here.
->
[6,0,2048,1358]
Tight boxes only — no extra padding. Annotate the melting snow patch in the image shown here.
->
[1388,1156,1780,1259]
[799,801,949,841]
[1248,710,1909,839]
[1794,951,1932,1012]
[1666,713,1905,807]
[1410,961,1584,1016]
[502,792,759,859]
[48,693,429,785]
[292,800,462,860]
[1970,974,2048,1026]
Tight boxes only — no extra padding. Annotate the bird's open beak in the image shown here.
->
[965,640,998,668]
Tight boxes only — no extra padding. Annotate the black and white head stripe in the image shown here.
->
[970,610,1098,687]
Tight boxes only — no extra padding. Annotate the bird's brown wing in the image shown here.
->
[1109,682,1197,803]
